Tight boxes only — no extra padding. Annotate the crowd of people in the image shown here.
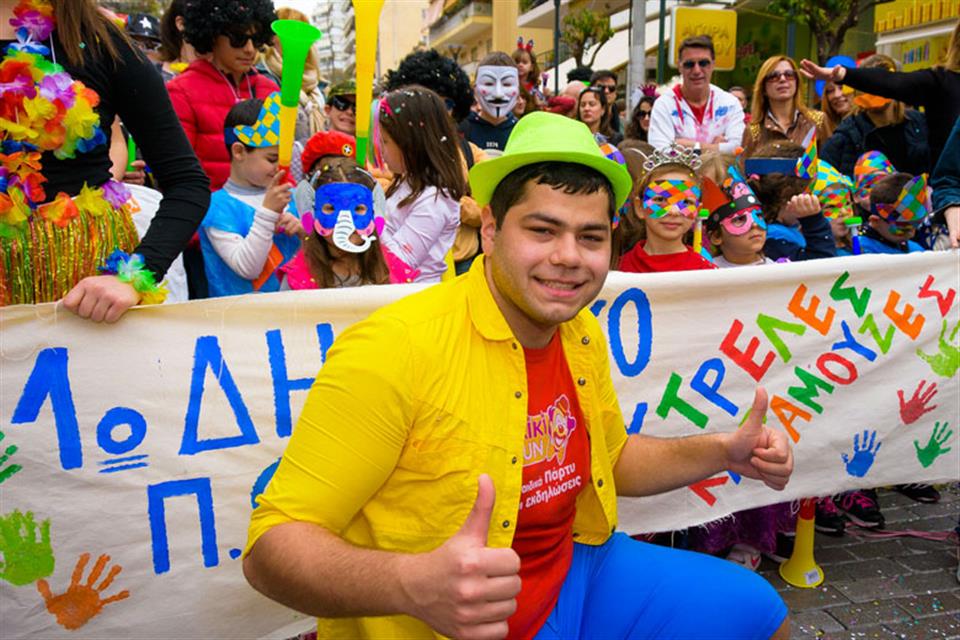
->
[2,0,958,637]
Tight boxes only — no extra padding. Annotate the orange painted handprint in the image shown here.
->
[37,553,130,630]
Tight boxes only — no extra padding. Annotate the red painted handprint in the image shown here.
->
[898,380,939,425]
[37,553,130,630]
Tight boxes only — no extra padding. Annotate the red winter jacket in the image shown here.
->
[167,59,279,191]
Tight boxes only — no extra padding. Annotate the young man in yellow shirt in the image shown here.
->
[243,112,793,640]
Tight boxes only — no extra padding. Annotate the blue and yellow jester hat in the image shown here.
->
[233,92,282,148]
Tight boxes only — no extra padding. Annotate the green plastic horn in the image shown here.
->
[271,19,323,171]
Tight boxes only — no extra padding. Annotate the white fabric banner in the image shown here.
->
[1,252,957,638]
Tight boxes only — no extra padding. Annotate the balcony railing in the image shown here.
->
[429,0,492,41]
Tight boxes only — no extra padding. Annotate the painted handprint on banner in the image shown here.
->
[916,319,959,378]
[0,428,22,484]
[897,380,938,424]
[0,510,54,586]
[841,430,882,478]
[37,553,129,630]
[914,422,953,468]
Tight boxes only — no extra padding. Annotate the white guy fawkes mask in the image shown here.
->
[475,65,519,120]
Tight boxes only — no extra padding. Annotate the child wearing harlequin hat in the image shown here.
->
[852,151,930,254]
[617,144,717,273]
[744,140,837,262]
[857,172,930,254]
[199,95,303,298]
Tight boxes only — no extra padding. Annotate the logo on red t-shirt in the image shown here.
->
[525,394,578,466]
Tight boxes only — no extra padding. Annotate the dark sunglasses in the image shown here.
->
[638,109,652,118]
[133,36,161,52]
[765,69,798,82]
[329,95,356,113]
[681,59,712,70]
[224,29,267,49]
[597,84,617,93]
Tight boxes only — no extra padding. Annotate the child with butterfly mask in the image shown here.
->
[704,166,773,267]
[618,145,717,273]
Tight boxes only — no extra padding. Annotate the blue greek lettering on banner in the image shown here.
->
[180,336,260,455]
[147,477,219,574]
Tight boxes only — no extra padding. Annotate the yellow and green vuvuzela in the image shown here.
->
[271,19,323,171]
[352,0,385,166]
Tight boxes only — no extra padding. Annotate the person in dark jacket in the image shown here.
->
[801,20,959,166]
[930,117,960,249]
[1,0,209,317]
[819,54,931,177]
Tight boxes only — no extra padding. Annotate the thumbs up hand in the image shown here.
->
[398,475,521,640]
[724,387,794,491]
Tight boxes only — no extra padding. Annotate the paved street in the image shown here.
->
[758,485,960,639]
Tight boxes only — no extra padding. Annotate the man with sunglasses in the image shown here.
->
[325,80,358,137]
[648,35,745,155]
[590,70,622,136]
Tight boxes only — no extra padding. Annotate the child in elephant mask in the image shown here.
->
[279,165,418,289]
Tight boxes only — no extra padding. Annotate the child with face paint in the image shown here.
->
[618,148,717,273]
[278,166,393,289]
[199,95,303,298]
[378,86,468,282]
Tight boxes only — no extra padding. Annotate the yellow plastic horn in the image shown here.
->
[779,498,824,588]
[271,19,323,173]
[352,0,385,166]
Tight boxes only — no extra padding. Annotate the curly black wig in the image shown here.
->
[182,0,277,55]
[383,49,473,123]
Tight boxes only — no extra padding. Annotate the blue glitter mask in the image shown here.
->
[312,182,375,236]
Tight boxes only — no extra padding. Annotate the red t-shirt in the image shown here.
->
[619,241,718,273]
[508,332,590,639]
[674,84,708,124]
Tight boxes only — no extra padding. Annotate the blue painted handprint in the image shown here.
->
[841,430,882,477]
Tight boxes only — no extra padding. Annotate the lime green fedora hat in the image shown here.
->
[468,111,633,209]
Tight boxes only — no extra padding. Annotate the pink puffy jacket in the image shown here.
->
[167,59,279,191]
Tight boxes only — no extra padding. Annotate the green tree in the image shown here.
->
[560,7,614,69]
[768,0,886,63]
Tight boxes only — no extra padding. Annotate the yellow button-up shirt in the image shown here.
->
[246,258,628,638]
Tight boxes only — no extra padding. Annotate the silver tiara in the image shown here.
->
[638,143,703,172]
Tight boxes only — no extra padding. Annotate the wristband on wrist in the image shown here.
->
[98,249,169,305]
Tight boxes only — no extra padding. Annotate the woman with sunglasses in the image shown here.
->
[167,0,279,192]
[624,95,656,142]
[802,20,959,169]
[818,54,930,179]
[577,86,622,145]
[742,56,828,156]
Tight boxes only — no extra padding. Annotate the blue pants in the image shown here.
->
[535,533,787,639]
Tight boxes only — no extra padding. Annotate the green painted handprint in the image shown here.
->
[916,319,959,378]
[0,510,55,586]
[914,421,953,468]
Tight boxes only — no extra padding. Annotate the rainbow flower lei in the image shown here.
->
[1,0,113,234]
[1,0,142,305]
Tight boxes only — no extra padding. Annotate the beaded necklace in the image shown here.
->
[1,0,140,305]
